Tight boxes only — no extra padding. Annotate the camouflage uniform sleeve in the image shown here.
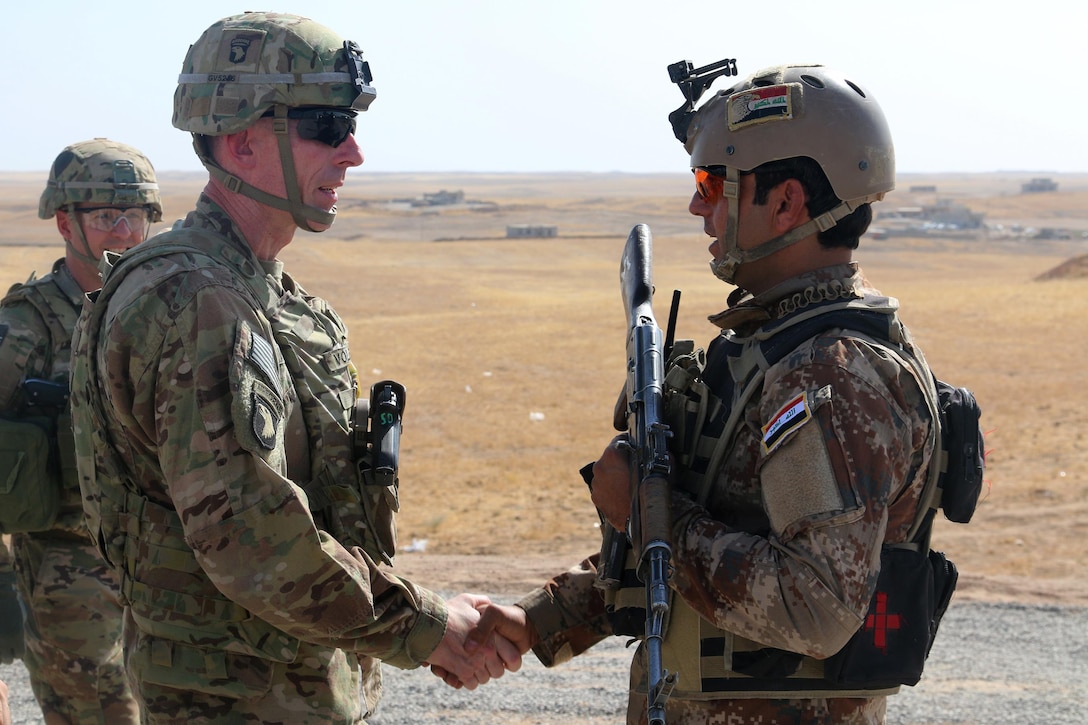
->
[105,274,447,668]
[0,297,49,409]
[516,553,614,667]
[668,335,931,658]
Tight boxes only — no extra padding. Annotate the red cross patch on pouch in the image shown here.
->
[762,392,810,455]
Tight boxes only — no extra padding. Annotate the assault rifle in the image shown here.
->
[618,223,678,725]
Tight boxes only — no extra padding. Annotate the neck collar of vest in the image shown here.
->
[708,263,865,333]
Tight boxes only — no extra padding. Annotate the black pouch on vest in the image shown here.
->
[936,382,985,523]
[823,546,956,689]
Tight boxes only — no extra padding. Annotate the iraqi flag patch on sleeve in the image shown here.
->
[762,392,811,455]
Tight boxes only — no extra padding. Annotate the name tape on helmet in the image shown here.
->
[178,71,356,85]
[49,181,159,191]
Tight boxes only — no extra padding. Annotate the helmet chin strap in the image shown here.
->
[195,105,337,233]
[62,206,102,267]
[707,167,859,285]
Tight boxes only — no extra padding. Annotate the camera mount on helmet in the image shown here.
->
[667,57,738,143]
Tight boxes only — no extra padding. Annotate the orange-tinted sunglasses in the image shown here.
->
[693,167,725,204]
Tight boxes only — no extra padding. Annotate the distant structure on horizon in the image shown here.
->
[876,199,984,234]
[1021,177,1058,193]
[389,189,466,207]
[421,189,464,205]
[506,224,558,238]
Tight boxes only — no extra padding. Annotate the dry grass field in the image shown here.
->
[2,170,1086,605]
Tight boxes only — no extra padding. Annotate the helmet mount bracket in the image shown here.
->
[667,57,738,143]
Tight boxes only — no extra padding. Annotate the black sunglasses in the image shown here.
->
[265,108,358,148]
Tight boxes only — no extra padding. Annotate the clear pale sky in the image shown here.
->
[4,0,1083,174]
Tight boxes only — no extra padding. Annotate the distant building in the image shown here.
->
[506,224,558,238]
[421,189,464,206]
[1022,178,1058,193]
[924,199,984,229]
[1034,228,1073,240]
[909,185,937,193]
[876,200,984,233]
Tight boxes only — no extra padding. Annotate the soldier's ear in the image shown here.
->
[220,126,265,169]
[55,210,74,243]
[770,178,809,232]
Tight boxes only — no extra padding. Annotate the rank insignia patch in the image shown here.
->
[762,392,810,455]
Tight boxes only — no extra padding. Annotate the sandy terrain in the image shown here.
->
[2,170,1086,608]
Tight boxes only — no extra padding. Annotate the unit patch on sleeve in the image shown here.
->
[250,382,281,451]
[230,321,286,466]
[762,392,811,455]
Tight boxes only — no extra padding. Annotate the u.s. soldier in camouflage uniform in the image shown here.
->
[467,64,941,724]
[69,12,516,724]
[0,138,161,723]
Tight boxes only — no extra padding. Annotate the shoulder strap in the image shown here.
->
[1,274,81,379]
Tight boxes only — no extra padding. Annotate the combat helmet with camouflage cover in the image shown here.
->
[668,62,894,284]
[173,12,376,231]
[39,138,162,264]
[39,138,162,222]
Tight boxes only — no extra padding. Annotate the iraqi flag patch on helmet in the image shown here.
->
[728,84,794,131]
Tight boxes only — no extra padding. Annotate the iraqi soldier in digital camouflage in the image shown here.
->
[0,138,161,723]
[69,12,517,724]
[466,64,947,724]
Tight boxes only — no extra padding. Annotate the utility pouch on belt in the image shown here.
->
[0,414,61,533]
[823,546,958,688]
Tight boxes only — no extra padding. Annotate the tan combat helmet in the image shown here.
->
[669,62,895,284]
[173,12,376,232]
[39,138,162,263]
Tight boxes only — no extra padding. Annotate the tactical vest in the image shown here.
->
[610,293,951,700]
[73,231,396,695]
[0,263,83,532]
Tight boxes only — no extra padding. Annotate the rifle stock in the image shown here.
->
[619,223,677,725]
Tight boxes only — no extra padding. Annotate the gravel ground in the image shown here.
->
[2,601,1085,724]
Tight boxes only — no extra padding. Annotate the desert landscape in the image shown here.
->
[1,169,1086,607]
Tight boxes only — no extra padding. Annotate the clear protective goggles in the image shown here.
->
[78,206,151,234]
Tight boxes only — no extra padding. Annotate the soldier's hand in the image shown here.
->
[425,593,517,690]
[0,676,11,725]
[590,435,636,530]
[467,602,536,657]
[0,570,24,664]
